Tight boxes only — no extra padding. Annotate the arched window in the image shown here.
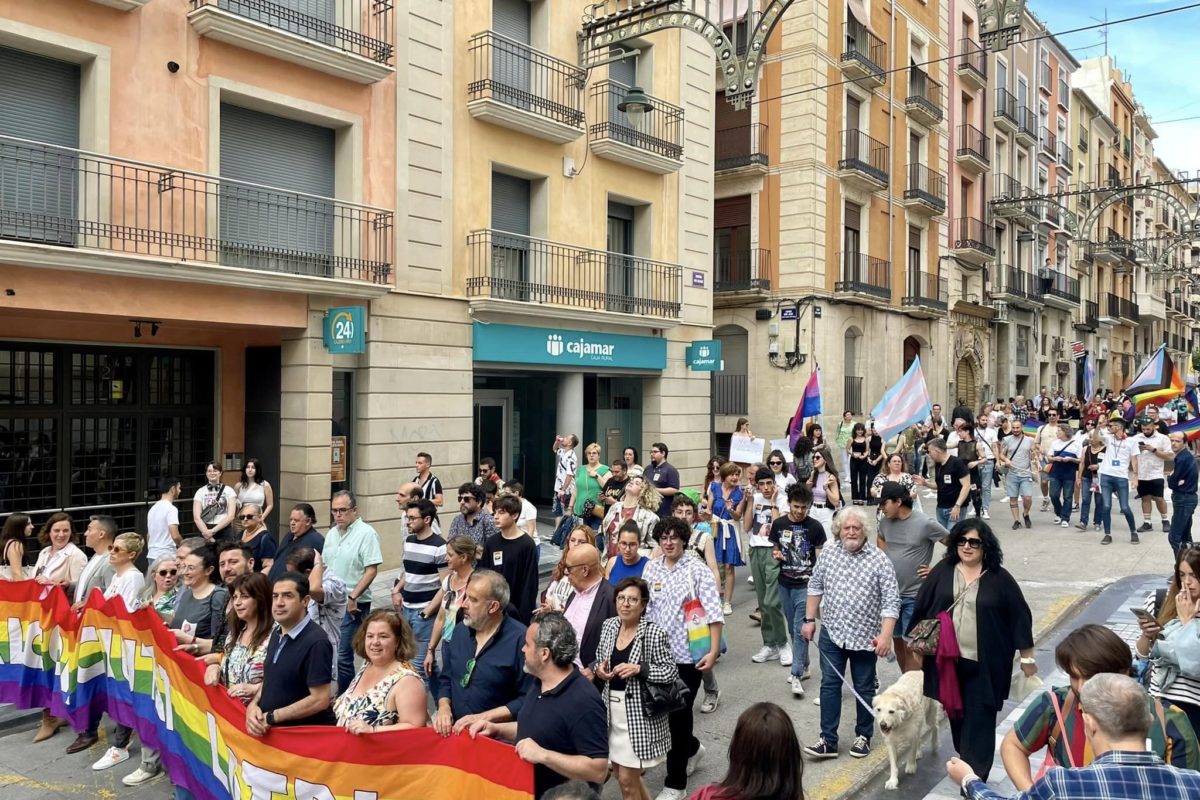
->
[844,328,862,414]
[903,336,921,374]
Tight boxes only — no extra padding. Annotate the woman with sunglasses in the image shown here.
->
[141,556,180,620]
[236,504,276,573]
[909,519,1035,783]
[103,534,146,610]
[805,450,842,539]
[767,449,797,490]
[594,577,677,800]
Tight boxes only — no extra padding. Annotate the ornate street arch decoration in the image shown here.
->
[1023,197,1080,237]
[1079,185,1198,244]
[579,1,796,109]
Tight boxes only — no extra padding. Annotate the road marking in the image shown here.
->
[0,774,89,793]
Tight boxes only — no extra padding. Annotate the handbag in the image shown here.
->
[641,675,691,716]
[682,570,713,663]
[908,571,984,659]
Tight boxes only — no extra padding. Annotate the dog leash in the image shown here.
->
[819,650,878,719]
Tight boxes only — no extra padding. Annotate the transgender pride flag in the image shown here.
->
[788,368,822,449]
[870,356,933,440]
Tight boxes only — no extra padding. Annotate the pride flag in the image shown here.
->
[0,581,533,800]
[1125,345,1185,411]
[870,356,932,440]
[1185,387,1200,417]
[1084,353,1097,403]
[1168,416,1200,442]
[788,368,822,449]
[1022,418,1042,438]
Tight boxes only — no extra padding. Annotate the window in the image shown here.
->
[1016,327,1029,367]
[715,197,752,287]
[908,225,922,282]
[607,200,637,312]
[997,58,1008,91]
[844,201,862,263]
[491,171,532,299]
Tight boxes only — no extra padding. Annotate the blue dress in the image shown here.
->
[708,485,746,567]
[608,555,648,585]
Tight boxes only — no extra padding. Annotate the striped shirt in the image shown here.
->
[1145,592,1200,711]
[400,533,447,609]
[413,473,443,502]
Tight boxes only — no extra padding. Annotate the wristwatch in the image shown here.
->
[266,710,276,726]
[802,618,816,624]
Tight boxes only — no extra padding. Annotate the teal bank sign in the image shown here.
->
[472,322,667,370]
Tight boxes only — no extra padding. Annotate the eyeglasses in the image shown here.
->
[157,569,177,576]
[563,563,590,574]
[618,540,639,549]
[238,514,258,521]
[331,507,352,515]
[460,657,477,688]
[958,538,984,549]
[616,595,643,605]
[659,534,683,543]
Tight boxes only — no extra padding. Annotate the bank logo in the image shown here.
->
[547,334,564,357]
[697,345,711,359]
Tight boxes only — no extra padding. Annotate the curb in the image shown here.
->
[0,705,41,734]
[815,582,1105,800]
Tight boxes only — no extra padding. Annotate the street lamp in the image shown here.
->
[617,86,652,128]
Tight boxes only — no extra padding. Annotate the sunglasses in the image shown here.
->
[457,495,474,502]
[958,538,984,549]
[768,460,783,466]
[460,657,477,688]
[158,569,177,576]
[108,545,129,554]
[237,514,258,521]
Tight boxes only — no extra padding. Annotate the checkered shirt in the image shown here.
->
[643,556,724,664]
[966,750,1200,800]
[807,540,899,651]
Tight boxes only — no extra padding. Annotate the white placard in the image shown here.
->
[768,438,794,463]
[729,435,767,464]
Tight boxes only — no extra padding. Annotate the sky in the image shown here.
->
[1029,0,1200,176]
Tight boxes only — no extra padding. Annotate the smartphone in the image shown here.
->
[1129,607,1157,621]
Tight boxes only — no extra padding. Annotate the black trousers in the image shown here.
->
[948,658,999,781]
[664,663,705,790]
[850,459,871,501]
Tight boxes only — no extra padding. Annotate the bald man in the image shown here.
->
[397,481,440,537]
[561,543,616,677]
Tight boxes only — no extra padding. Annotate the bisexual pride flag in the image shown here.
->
[788,368,823,449]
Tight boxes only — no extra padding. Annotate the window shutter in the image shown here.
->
[491,172,531,235]
[493,0,531,43]
[714,197,751,228]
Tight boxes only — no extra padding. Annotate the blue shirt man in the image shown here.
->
[1168,432,1197,554]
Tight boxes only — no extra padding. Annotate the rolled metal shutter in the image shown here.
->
[218,104,335,276]
[0,47,80,245]
[490,172,530,299]
[491,0,531,106]
[492,0,531,42]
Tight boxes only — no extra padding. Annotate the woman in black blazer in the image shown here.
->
[909,519,1036,781]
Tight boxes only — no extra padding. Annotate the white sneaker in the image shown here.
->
[982,509,990,520]
[122,768,159,786]
[654,789,688,800]
[800,666,812,681]
[780,648,793,667]
[791,675,805,697]
[751,645,781,663]
[722,602,733,616]
[686,742,706,776]
[1060,520,1070,528]
[746,574,754,584]
[92,746,129,771]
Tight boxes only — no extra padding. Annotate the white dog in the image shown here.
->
[872,670,941,790]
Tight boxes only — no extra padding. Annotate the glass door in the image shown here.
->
[473,390,512,484]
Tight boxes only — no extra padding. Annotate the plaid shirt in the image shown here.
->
[807,540,899,651]
[967,750,1200,800]
[643,556,724,663]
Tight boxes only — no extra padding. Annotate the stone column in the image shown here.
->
[556,373,584,458]
[279,307,334,531]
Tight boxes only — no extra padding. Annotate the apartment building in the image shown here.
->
[0,1,715,565]
[1151,157,1200,371]
[712,0,951,440]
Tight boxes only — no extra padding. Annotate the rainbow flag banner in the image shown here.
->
[1022,418,1042,438]
[1168,416,1200,442]
[0,581,532,800]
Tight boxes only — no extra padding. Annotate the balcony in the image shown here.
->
[837,129,889,193]
[837,251,891,301]
[950,217,996,268]
[955,123,990,174]
[1106,292,1140,325]
[901,164,947,216]
[991,174,1037,224]
[1059,79,1070,108]
[1041,270,1081,311]
[1039,62,1053,94]
[715,124,769,174]
[1045,205,1063,230]
[0,136,392,297]
[465,229,682,323]
[712,373,748,416]
[1016,106,1038,146]
[955,37,987,90]
[1040,127,1057,158]
[902,271,948,317]
[991,265,1042,309]
[467,32,586,144]
[994,88,1019,133]
[840,20,887,87]
[90,0,150,8]
[1074,299,1100,332]
[187,0,393,84]
[905,68,944,127]
[1059,142,1074,168]
[1097,164,1123,198]
[714,248,771,295]
[588,81,684,174]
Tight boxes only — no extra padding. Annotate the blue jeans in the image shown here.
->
[1169,493,1197,554]
[936,507,953,529]
[401,606,434,681]
[914,450,926,478]
[896,596,916,640]
[978,461,994,511]
[1048,476,1074,522]
[777,582,811,678]
[1099,474,1136,536]
[1079,474,1103,525]
[817,628,877,746]
[338,602,371,694]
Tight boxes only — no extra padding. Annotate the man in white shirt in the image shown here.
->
[552,434,578,530]
[1129,415,1174,534]
[146,477,182,561]
[1097,418,1140,545]
[503,481,541,559]
[743,468,789,664]
[1031,411,1062,513]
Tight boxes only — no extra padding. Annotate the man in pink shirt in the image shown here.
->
[560,544,616,680]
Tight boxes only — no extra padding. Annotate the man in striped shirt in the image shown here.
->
[390,499,447,682]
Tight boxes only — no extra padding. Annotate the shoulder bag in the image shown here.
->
[1036,690,1077,779]
[908,570,985,659]
[641,672,691,716]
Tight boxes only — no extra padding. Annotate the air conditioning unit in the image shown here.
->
[993,301,1011,323]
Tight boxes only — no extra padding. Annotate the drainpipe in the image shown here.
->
[887,2,895,325]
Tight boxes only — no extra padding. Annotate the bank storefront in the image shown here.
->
[472,322,667,503]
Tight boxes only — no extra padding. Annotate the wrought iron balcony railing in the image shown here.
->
[1017,106,1038,139]
[588,80,684,160]
[992,265,1038,299]
[0,135,392,284]
[903,270,948,311]
[956,37,987,81]
[715,248,771,293]
[953,217,996,256]
[189,0,393,64]
[904,163,947,210]
[906,68,943,120]
[995,88,1019,125]
[1043,270,1080,304]
[1106,292,1139,324]
[957,123,990,163]
[839,129,889,185]
[1104,164,1121,187]
[1040,127,1057,156]
[1077,299,1099,331]
[714,124,769,171]
[837,251,891,299]
[468,32,586,129]
[842,19,887,80]
[466,229,682,319]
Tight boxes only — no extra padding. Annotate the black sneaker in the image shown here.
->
[1131,533,1141,545]
[1012,520,1022,530]
[1100,534,1113,545]
[1163,520,1171,533]
[1024,515,1032,529]
[1075,523,1088,531]
[1137,522,1153,533]
[804,738,838,759]
[849,735,871,758]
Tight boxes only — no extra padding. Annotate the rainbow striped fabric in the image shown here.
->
[1023,418,1042,438]
[0,581,532,800]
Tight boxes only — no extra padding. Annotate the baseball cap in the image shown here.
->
[879,481,909,503]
